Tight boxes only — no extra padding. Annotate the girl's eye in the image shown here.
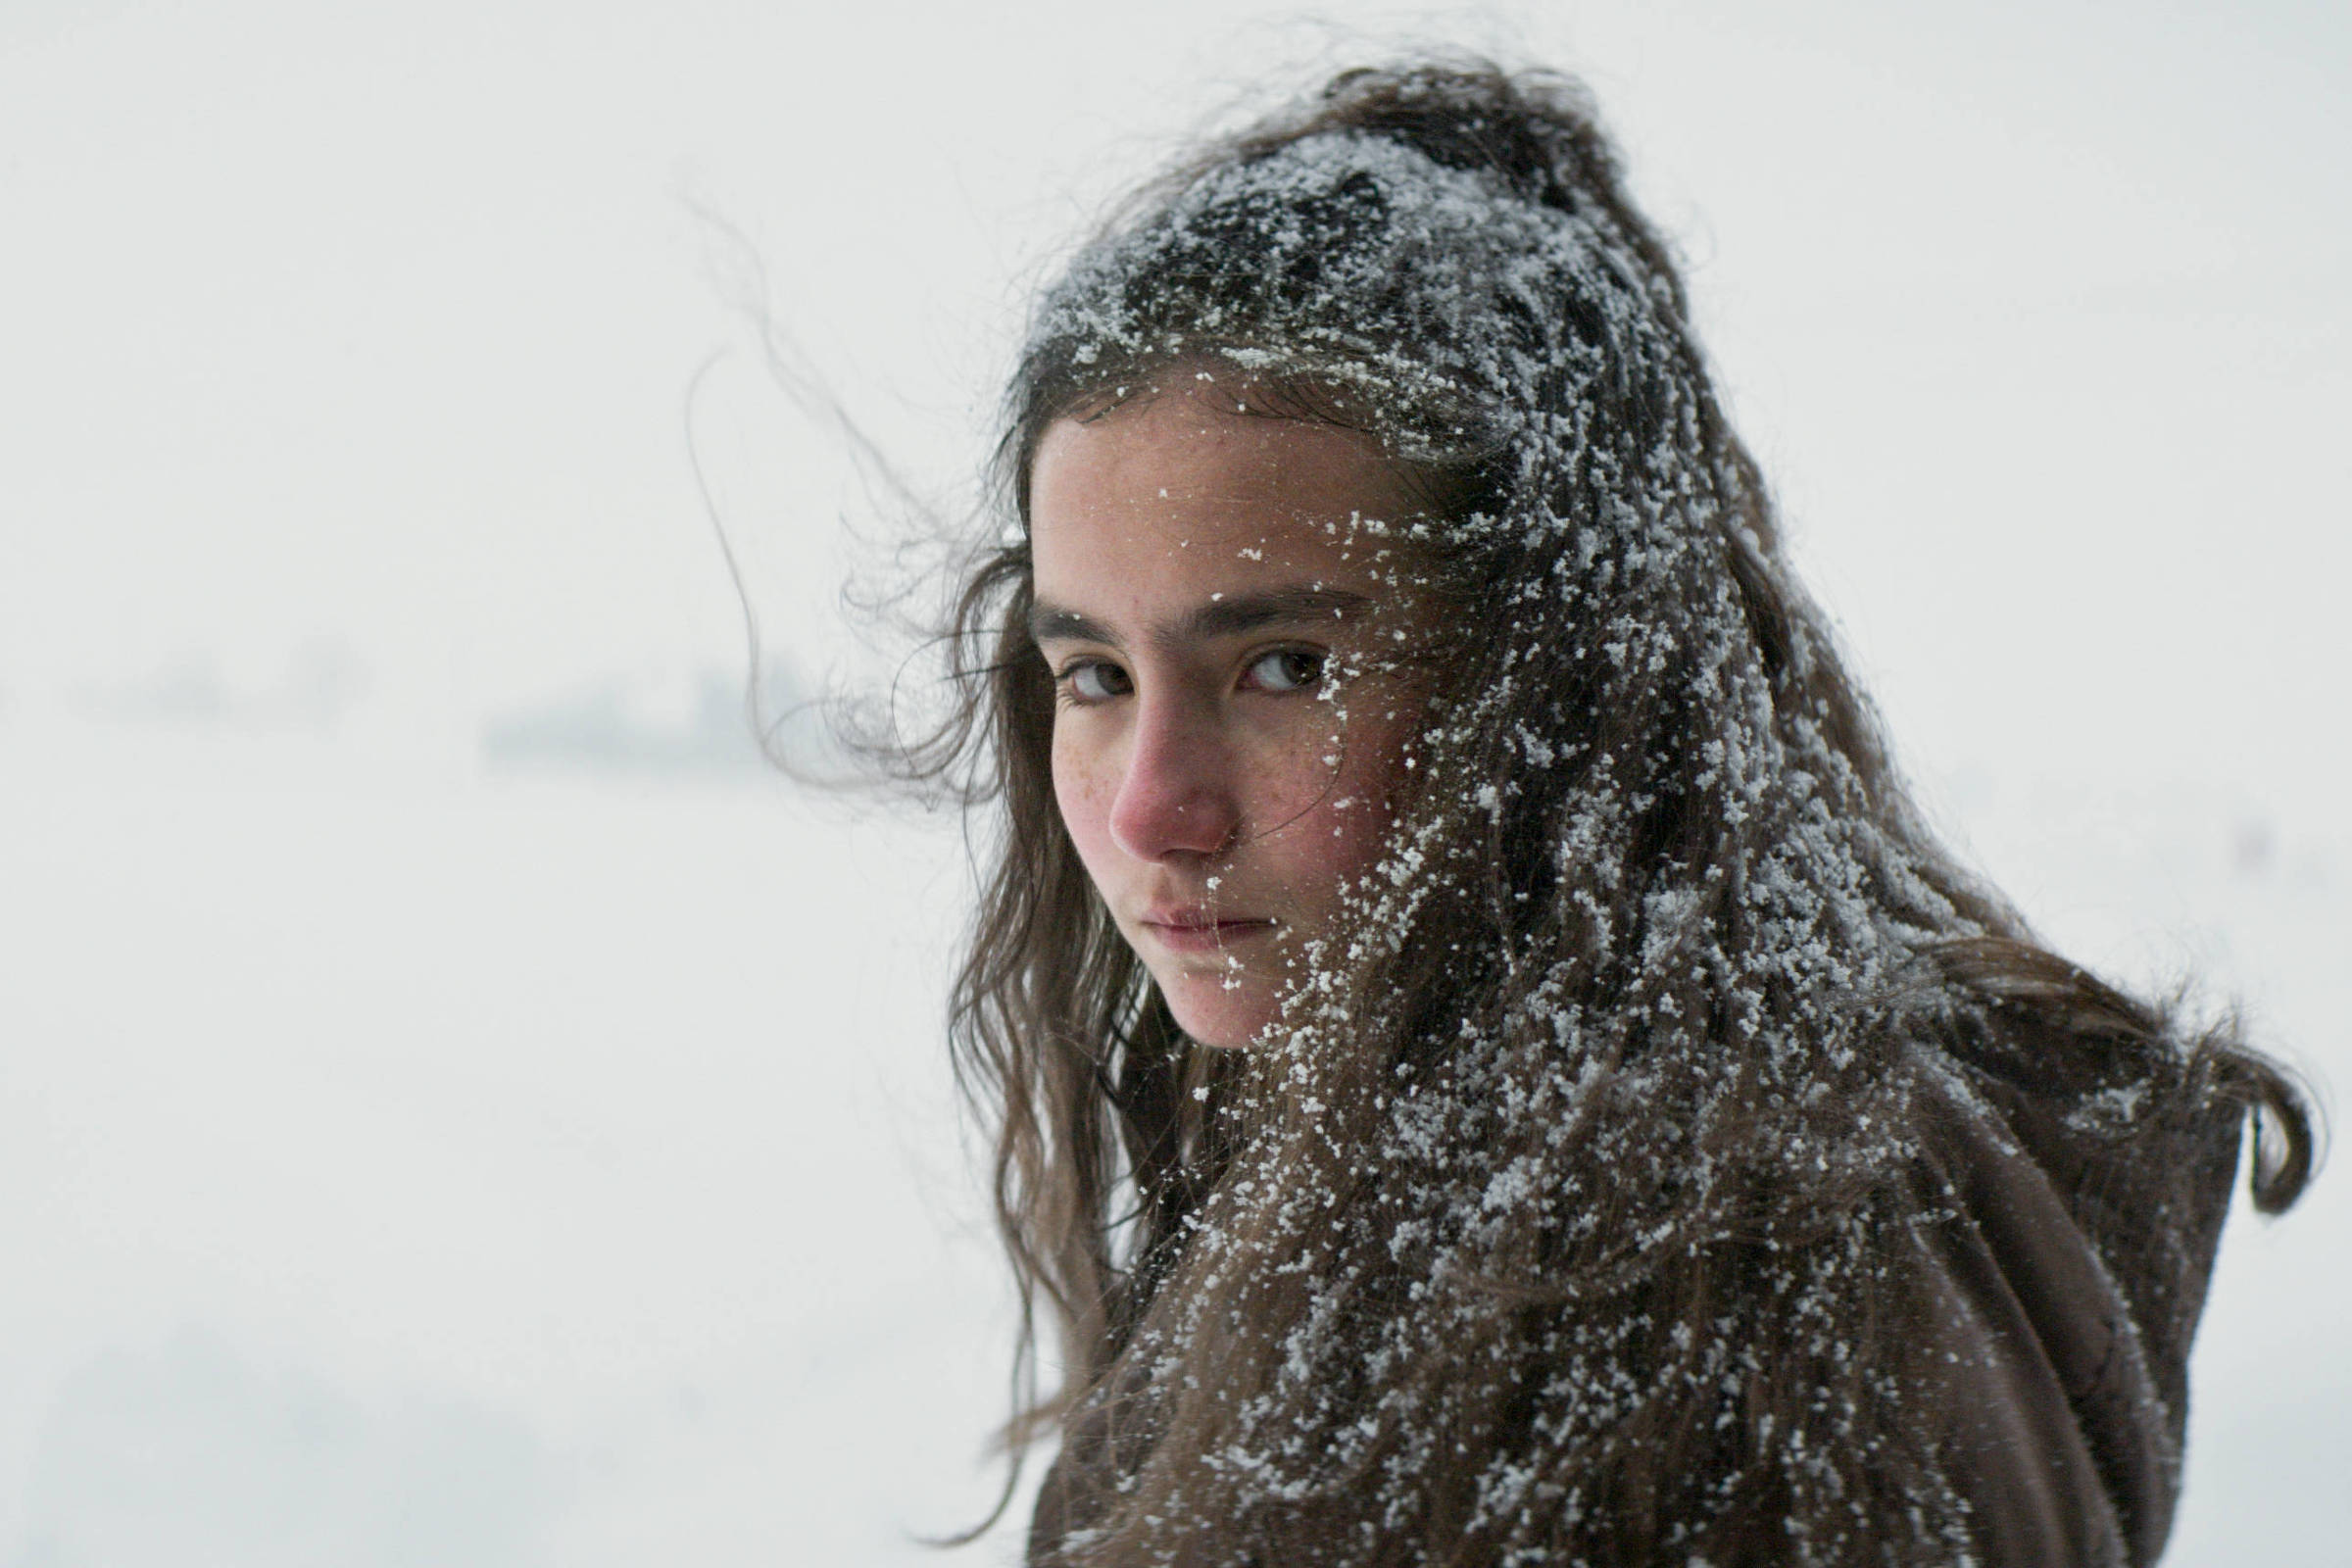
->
[1245,648,1325,693]
[1063,660,1133,702]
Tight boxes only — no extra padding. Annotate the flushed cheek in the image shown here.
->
[1246,806,1388,938]
[1229,706,1364,831]
[1051,735,1120,878]
[1279,717,1416,876]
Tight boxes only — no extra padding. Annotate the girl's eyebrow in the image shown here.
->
[1029,586,1373,649]
[1183,586,1371,641]
[1028,604,1117,647]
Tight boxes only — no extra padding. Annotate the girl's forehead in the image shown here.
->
[1030,383,1425,570]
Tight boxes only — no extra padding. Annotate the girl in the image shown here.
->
[882,62,2313,1566]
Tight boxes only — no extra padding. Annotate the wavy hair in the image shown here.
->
[873,62,2315,1565]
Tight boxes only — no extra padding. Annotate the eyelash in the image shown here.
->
[1245,646,1326,693]
[1054,658,1132,705]
[1051,646,1330,707]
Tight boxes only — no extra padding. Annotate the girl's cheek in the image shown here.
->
[1050,735,1111,862]
[1246,735,1344,834]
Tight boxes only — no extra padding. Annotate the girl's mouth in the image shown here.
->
[1141,913,1278,953]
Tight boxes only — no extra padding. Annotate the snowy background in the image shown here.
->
[1,0,2344,1562]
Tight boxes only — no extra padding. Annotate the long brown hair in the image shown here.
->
[872,62,2315,1564]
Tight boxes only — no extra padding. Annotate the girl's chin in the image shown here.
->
[1159,973,1282,1051]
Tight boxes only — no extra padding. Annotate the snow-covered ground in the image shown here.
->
[2,0,2343,1561]
[0,733,1017,1565]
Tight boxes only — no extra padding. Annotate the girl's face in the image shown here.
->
[1029,379,1438,1049]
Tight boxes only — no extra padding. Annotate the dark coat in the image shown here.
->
[1029,1017,2242,1566]
[1915,1013,2239,1566]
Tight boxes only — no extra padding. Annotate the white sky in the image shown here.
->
[0,1,2346,1562]
[4,0,2344,795]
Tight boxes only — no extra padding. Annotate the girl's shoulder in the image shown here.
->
[1903,1008,2243,1566]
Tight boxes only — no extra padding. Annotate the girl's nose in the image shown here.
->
[1107,699,1239,862]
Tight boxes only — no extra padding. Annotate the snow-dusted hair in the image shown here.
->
[896,62,2310,1565]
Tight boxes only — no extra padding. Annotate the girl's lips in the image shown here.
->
[1141,915,1277,954]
